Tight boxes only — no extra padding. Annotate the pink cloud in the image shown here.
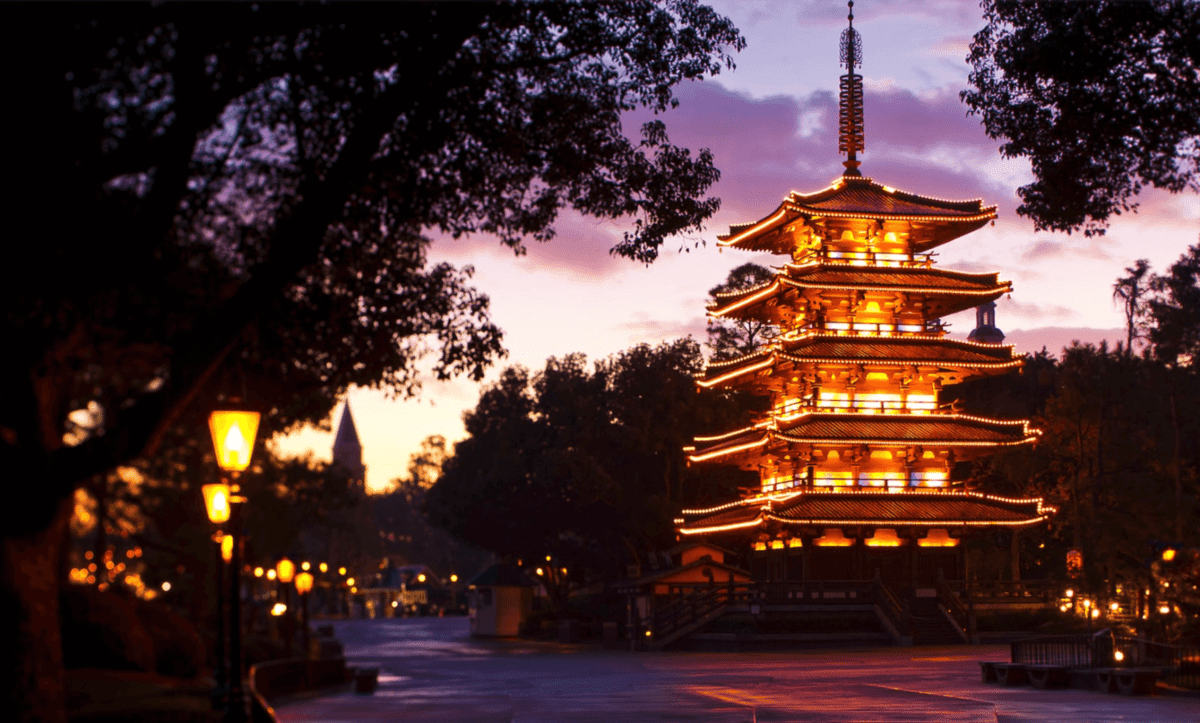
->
[615,316,708,346]
[437,77,1029,281]
[1019,238,1114,263]
[1001,327,1125,357]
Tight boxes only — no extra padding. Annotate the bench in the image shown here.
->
[994,663,1028,686]
[1115,669,1159,696]
[1025,665,1070,689]
[978,661,1001,683]
[1093,668,1120,693]
[352,667,379,695]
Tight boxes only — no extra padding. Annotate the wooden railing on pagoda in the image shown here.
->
[775,319,948,340]
[944,579,1057,606]
[793,248,936,268]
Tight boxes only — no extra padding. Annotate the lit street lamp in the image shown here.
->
[207,404,260,723]
[276,557,295,657]
[295,571,314,658]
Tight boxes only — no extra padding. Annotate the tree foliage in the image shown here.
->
[1,2,744,715]
[705,262,776,361]
[945,246,1200,602]
[371,436,490,579]
[425,339,755,609]
[3,0,743,535]
[962,0,1200,235]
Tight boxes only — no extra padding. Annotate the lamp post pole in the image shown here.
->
[301,590,310,658]
[212,532,227,710]
[227,495,248,723]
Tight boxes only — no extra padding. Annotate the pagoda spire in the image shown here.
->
[838,1,864,176]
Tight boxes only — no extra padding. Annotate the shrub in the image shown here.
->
[60,586,156,672]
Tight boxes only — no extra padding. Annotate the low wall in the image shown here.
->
[249,657,350,722]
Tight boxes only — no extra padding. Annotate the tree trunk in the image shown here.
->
[1010,528,1021,582]
[1169,390,1183,543]
[1,496,71,723]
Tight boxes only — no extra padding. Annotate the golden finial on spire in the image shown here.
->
[839,1,864,176]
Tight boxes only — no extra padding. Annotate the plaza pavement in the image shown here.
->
[276,617,1198,722]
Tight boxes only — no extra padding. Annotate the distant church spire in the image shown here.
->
[968,300,1006,344]
[332,402,365,483]
[839,1,864,176]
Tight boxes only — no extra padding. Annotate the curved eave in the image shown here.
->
[689,413,1040,464]
[777,274,1012,298]
[677,490,1055,536]
[708,267,1012,320]
[714,177,998,254]
[697,348,1021,391]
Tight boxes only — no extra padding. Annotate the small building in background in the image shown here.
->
[467,563,534,637]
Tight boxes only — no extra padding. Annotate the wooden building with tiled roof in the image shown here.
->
[674,2,1053,599]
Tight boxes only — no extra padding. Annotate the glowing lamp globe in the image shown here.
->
[276,558,295,584]
[202,483,232,524]
[221,534,234,563]
[1163,548,1176,562]
[208,409,261,472]
[295,571,314,595]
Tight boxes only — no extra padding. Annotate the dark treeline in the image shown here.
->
[428,244,1200,626]
[947,244,1199,632]
[425,339,759,614]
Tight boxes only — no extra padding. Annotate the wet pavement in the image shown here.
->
[276,617,1198,722]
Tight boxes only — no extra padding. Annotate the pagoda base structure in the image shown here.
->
[677,488,1051,594]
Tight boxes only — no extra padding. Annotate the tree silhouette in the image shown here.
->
[963,0,1200,235]
[1112,259,1151,355]
[705,262,776,361]
[1,3,744,716]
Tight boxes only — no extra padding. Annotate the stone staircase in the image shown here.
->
[908,596,967,645]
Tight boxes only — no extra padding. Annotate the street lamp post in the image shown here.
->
[295,571,314,659]
[276,557,295,657]
[202,484,231,711]
[208,405,260,723]
[226,496,248,722]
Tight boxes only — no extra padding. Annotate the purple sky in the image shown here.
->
[274,0,1198,492]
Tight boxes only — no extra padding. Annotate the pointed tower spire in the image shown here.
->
[332,402,365,483]
[839,1,864,176]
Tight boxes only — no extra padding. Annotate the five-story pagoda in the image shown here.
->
[677,4,1053,593]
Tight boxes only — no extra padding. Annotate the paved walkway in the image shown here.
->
[277,618,1198,722]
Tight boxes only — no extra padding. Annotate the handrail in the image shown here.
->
[650,580,884,645]
[871,579,910,638]
[935,576,968,625]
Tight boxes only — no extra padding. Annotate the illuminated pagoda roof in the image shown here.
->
[718,176,998,254]
[699,335,1021,391]
[677,489,1054,536]
[709,264,1011,324]
[689,413,1038,466]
